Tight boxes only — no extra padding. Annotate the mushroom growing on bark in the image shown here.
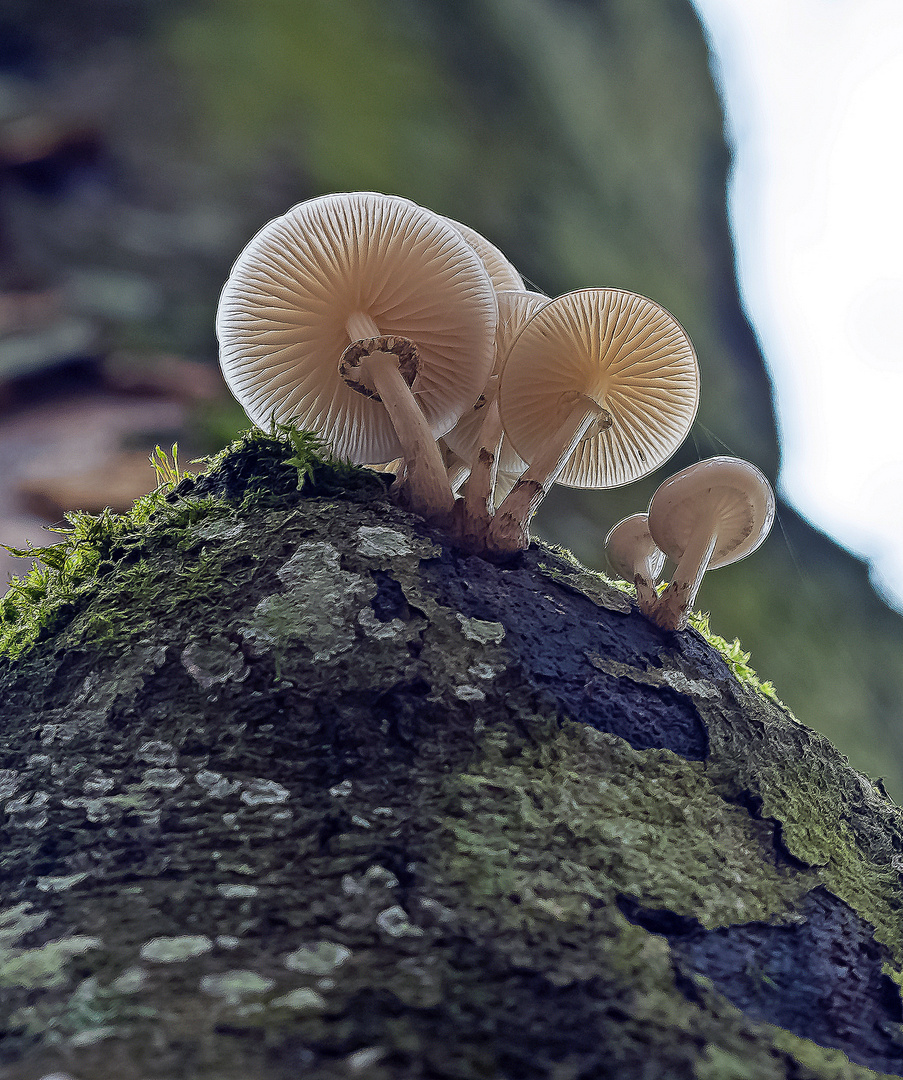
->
[646,456,775,630]
[488,288,700,554]
[216,191,498,522]
[605,513,666,613]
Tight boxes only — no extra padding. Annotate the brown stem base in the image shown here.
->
[485,476,544,554]
[645,581,691,631]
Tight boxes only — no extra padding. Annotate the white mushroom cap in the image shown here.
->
[647,456,775,570]
[217,192,498,465]
[443,218,526,293]
[497,288,700,489]
[646,456,775,630]
[605,513,666,584]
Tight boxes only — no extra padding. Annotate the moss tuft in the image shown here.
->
[688,610,784,706]
[0,424,386,661]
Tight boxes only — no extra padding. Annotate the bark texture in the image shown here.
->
[1,434,903,1079]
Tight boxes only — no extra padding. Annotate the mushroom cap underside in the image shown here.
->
[497,288,700,489]
[605,512,666,580]
[216,191,498,464]
[647,456,776,568]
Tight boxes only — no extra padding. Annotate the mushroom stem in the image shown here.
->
[651,525,717,630]
[340,337,455,522]
[455,398,504,550]
[346,312,382,341]
[634,574,661,615]
[488,395,610,554]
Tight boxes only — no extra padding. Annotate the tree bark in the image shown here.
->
[1,433,902,1079]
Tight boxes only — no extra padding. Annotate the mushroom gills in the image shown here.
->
[645,457,775,631]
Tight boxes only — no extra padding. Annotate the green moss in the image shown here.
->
[688,610,783,706]
[0,425,384,661]
[768,1030,903,1080]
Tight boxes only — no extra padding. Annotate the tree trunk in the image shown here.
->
[1,432,902,1080]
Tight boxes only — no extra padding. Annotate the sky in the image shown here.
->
[689,0,903,610]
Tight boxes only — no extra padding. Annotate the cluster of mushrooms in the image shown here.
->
[217,191,774,631]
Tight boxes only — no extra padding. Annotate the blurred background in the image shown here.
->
[1,0,902,795]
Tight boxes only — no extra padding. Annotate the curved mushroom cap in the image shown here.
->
[605,513,666,582]
[494,290,550,373]
[647,456,775,569]
[443,290,549,469]
[444,218,525,293]
[497,288,700,488]
[217,192,498,464]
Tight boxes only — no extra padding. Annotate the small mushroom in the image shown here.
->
[646,456,775,630]
[216,191,498,522]
[488,288,700,553]
[605,513,666,612]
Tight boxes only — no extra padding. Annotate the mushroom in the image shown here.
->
[646,456,775,631]
[216,191,498,522]
[443,218,526,293]
[447,290,549,547]
[605,513,666,612]
[444,291,549,473]
[488,288,700,553]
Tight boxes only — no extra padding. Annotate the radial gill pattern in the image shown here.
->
[216,192,498,465]
[676,484,759,567]
[647,457,776,569]
[497,288,700,488]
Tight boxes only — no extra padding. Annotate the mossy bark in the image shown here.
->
[1,436,903,1079]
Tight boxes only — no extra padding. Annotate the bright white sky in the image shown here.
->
[690,0,903,610]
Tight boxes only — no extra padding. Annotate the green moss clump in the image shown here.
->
[0,487,221,661]
[0,425,384,661]
[688,610,783,705]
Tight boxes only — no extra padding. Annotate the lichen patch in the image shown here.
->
[455,613,506,644]
[355,524,415,558]
[139,935,214,963]
[241,541,373,662]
